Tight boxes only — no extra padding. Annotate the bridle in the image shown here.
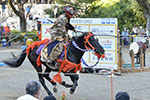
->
[84,32,96,50]
[72,32,105,67]
[84,32,105,59]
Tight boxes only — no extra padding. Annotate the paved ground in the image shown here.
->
[1,43,150,100]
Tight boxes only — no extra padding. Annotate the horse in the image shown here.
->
[3,32,105,95]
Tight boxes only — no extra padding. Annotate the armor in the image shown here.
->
[41,6,76,65]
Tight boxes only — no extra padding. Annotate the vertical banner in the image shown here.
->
[41,18,118,70]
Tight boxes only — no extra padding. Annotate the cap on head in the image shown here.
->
[64,6,76,16]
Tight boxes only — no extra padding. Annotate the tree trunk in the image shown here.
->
[20,16,26,32]
[8,0,28,32]
[136,0,150,35]
[146,16,150,36]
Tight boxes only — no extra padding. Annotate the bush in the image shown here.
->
[11,32,39,43]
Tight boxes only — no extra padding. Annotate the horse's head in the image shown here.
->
[83,32,105,58]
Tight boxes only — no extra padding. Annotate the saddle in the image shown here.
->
[37,41,60,62]
[35,40,64,69]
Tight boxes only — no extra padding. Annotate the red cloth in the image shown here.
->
[26,39,50,66]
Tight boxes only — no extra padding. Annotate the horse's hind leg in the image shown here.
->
[61,81,73,88]
[69,74,79,94]
[28,58,52,95]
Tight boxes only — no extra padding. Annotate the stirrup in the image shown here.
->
[46,61,57,70]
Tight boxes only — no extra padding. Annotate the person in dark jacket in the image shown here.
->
[43,95,56,100]
[115,91,130,100]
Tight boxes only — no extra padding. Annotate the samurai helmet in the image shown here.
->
[64,6,76,15]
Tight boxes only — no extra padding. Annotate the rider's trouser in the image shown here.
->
[48,41,64,61]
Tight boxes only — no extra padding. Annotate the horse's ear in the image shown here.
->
[83,32,92,36]
[82,32,87,36]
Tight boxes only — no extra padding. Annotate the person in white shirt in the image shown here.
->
[17,80,41,100]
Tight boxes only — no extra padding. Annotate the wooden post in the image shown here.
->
[118,48,121,69]
[140,48,144,68]
[131,50,135,69]
[118,33,122,71]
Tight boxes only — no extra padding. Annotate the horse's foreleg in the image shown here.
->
[38,73,53,95]
[69,74,79,94]
[43,68,57,93]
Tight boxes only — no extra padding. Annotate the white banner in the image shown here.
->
[41,18,118,70]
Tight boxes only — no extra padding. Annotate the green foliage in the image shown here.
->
[11,32,38,42]
[44,0,146,31]
[44,6,63,18]
[88,0,146,30]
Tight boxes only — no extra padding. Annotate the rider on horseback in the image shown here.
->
[41,6,76,68]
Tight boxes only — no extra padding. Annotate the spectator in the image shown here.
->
[34,13,40,21]
[43,95,57,100]
[0,24,3,40]
[115,91,130,100]
[138,25,145,36]
[121,27,129,45]
[131,25,138,35]
[26,5,31,17]
[37,20,41,40]
[10,22,16,31]
[1,1,6,17]
[3,23,11,43]
[7,5,13,17]
[29,13,33,20]
[17,80,41,100]
[31,25,36,32]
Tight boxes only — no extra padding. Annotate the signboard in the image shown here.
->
[41,18,118,70]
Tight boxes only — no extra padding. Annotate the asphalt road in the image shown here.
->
[1,44,150,100]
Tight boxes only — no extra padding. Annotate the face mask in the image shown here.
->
[39,91,42,99]
[37,90,42,99]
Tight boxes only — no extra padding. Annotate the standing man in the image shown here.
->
[37,20,41,40]
[1,1,6,17]
[121,27,129,45]
[41,6,76,67]
[17,80,41,100]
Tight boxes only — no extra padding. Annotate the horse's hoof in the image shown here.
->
[70,89,75,94]
[53,86,57,93]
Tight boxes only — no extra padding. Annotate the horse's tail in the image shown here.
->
[3,49,27,67]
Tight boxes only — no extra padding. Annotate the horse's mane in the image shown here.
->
[71,32,90,41]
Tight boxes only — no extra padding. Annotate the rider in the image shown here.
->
[41,6,76,67]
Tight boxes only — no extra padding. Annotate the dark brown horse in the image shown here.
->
[3,32,105,95]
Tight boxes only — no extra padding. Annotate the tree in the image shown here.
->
[8,0,30,32]
[88,0,146,30]
[44,0,99,18]
[136,0,150,35]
